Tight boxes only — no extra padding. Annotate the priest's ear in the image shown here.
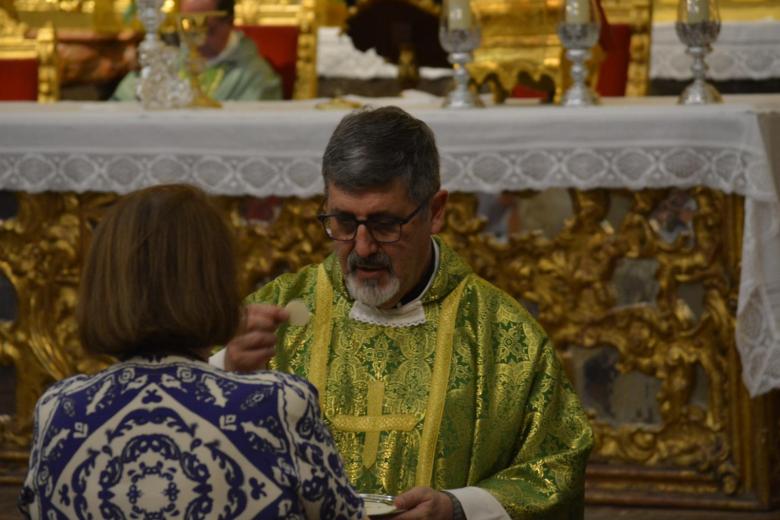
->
[430,190,448,234]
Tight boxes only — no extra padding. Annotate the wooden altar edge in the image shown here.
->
[586,463,778,510]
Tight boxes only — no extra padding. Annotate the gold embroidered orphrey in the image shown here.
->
[308,264,469,486]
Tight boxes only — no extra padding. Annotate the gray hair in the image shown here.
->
[322,106,440,204]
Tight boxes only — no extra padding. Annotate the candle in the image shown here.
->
[565,0,591,24]
[685,0,709,23]
[447,0,472,30]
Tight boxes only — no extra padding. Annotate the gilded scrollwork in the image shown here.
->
[218,195,330,294]
[0,188,777,507]
[439,188,759,502]
[0,193,113,453]
[392,188,757,500]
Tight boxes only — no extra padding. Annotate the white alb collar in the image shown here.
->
[348,239,440,328]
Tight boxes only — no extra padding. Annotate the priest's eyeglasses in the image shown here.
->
[317,200,427,244]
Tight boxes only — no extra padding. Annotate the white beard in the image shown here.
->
[345,273,401,307]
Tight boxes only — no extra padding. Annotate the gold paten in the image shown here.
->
[314,96,363,110]
[0,189,778,509]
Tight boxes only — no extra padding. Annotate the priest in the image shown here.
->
[111,0,281,101]
[212,106,593,519]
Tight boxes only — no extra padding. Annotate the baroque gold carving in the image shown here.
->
[0,11,60,101]
[35,22,59,102]
[468,0,652,101]
[13,0,122,31]
[438,189,779,506]
[0,193,114,456]
[235,0,319,99]
[0,189,777,509]
[601,0,653,97]
[468,0,564,102]
[0,8,26,38]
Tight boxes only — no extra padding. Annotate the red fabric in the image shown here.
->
[508,22,632,100]
[510,83,549,100]
[0,58,38,101]
[595,0,612,51]
[595,23,632,97]
[238,25,299,100]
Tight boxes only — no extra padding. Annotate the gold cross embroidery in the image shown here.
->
[330,380,417,469]
[308,264,469,485]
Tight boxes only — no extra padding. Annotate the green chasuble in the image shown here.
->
[251,236,593,519]
[111,32,282,102]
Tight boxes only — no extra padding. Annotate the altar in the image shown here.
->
[1,95,779,509]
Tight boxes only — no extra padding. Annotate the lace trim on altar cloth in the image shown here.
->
[349,240,440,328]
[0,146,770,199]
[651,21,780,81]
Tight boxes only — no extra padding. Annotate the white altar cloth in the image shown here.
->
[650,20,780,81]
[1,95,779,396]
[316,27,452,80]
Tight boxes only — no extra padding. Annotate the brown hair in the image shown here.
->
[77,184,240,358]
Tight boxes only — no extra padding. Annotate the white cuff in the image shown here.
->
[209,348,226,370]
[445,487,510,520]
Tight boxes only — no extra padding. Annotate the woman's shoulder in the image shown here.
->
[37,371,104,407]
[235,370,318,400]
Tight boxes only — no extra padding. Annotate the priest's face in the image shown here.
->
[324,180,447,309]
[181,0,232,59]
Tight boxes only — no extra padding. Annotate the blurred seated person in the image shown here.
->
[111,0,282,101]
[18,184,364,519]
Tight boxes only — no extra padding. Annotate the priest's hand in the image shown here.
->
[224,304,289,372]
[392,487,454,520]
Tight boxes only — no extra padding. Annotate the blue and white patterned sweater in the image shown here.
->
[19,355,366,519]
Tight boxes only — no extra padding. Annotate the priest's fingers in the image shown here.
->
[224,329,277,373]
[224,304,288,372]
[242,303,289,333]
[392,487,453,520]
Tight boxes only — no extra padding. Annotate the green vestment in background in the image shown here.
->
[111,31,282,101]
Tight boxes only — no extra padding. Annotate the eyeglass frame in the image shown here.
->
[317,199,429,244]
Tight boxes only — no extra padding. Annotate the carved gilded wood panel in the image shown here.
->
[0,188,777,507]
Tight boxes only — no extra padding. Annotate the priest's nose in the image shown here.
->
[353,223,379,257]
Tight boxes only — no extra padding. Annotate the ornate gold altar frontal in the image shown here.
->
[0,188,778,509]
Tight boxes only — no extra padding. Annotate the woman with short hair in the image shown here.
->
[19,184,365,519]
